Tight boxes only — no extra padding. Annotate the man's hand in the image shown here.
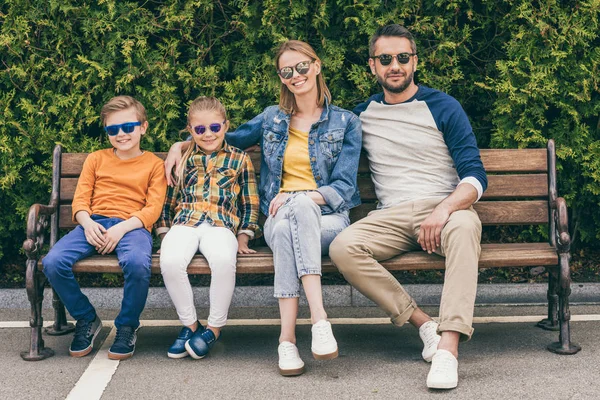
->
[269,192,292,216]
[237,233,256,254]
[97,223,127,255]
[164,142,185,187]
[81,219,107,249]
[418,205,451,254]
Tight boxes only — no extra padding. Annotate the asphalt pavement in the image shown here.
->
[1,304,600,399]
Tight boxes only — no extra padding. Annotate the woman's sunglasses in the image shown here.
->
[191,120,226,135]
[371,53,416,66]
[277,60,315,79]
[104,122,141,136]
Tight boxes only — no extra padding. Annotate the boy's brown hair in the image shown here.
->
[100,95,147,126]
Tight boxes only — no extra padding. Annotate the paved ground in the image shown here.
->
[2,304,600,399]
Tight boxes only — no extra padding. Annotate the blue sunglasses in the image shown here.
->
[104,122,141,136]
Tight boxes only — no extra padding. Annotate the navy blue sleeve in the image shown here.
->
[427,93,487,192]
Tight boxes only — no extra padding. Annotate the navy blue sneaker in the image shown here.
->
[69,316,102,357]
[185,328,219,359]
[108,326,138,360]
[167,322,204,359]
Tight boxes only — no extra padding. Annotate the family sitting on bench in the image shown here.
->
[42,24,488,390]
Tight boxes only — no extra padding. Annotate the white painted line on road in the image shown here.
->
[66,326,118,400]
[3,314,600,329]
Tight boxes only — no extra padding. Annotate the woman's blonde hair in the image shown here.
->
[275,40,331,114]
[176,96,227,189]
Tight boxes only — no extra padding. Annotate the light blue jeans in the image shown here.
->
[263,193,350,298]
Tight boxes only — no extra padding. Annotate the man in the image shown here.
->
[329,24,487,390]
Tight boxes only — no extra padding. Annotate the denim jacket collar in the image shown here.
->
[273,97,331,125]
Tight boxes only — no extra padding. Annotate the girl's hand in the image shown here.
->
[237,234,256,254]
[97,224,127,255]
[269,192,292,216]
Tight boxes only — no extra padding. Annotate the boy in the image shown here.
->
[42,96,167,360]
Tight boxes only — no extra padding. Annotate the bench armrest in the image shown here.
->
[23,202,57,260]
[555,197,570,253]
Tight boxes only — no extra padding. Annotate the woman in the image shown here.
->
[165,40,362,376]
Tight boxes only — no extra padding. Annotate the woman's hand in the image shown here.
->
[164,142,190,186]
[269,192,292,216]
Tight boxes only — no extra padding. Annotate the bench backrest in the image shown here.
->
[56,146,553,230]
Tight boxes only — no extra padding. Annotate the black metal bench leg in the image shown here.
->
[44,288,75,336]
[21,260,54,361]
[537,268,559,331]
[547,253,581,354]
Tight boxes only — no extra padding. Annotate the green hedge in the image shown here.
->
[1,0,599,270]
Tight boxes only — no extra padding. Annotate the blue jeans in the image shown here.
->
[42,215,152,329]
[263,193,350,298]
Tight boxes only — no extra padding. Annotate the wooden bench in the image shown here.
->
[21,140,581,360]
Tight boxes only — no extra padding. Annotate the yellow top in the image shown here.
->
[280,127,318,192]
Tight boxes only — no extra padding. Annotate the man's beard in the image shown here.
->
[376,69,414,94]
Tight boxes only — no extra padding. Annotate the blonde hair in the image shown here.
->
[100,95,147,125]
[176,96,228,190]
[275,40,331,114]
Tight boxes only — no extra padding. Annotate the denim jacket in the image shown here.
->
[226,101,362,217]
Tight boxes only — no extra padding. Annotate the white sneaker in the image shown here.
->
[278,341,304,376]
[426,349,459,389]
[311,320,338,360]
[419,320,441,362]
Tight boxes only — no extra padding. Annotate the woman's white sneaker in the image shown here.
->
[278,341,305,376]
[419,320,441,362]
[311,320,338,360]
[426,349,459,389]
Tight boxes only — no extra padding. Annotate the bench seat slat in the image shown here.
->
[39,243,557,274]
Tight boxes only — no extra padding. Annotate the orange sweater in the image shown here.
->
[71,148,167,231]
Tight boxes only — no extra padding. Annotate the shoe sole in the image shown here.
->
[69,322,102,358]
[312,349,338,360]
[184,341,206,360]
[108,350,134,360]
[279,366,305,376]
[167,351,189,359]
[427,380,458,390]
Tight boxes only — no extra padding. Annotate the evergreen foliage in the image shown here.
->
[1,0,599,270]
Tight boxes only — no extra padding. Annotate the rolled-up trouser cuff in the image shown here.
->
[298,269,322,278]
[438,321,474,342]
[390,299,418,327]
[274,292,300,299]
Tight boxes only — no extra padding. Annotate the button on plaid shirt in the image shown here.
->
[156,141,260,238]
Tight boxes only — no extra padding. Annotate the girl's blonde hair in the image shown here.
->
[176,96,227,189]
[275,40,331,114]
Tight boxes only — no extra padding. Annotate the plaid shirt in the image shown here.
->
[156,141,260,237]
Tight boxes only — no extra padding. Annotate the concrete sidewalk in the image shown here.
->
[2,282,600,310]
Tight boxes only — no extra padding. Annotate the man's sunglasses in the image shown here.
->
[371,53,416,66]
[104,122,141,136]
[277,60,315,79]
[191,120,226,135]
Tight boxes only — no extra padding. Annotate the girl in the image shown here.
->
[166,41,362,375]
[157,96,260,359]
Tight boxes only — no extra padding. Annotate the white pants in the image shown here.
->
[160,222,238,327]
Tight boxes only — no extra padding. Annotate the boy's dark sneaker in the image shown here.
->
[108,326,138,360]
[168,322,204,359]
[69,316,102,357]
[185,328,219,359]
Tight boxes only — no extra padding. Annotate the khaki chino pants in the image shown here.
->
[329,198,481,340]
